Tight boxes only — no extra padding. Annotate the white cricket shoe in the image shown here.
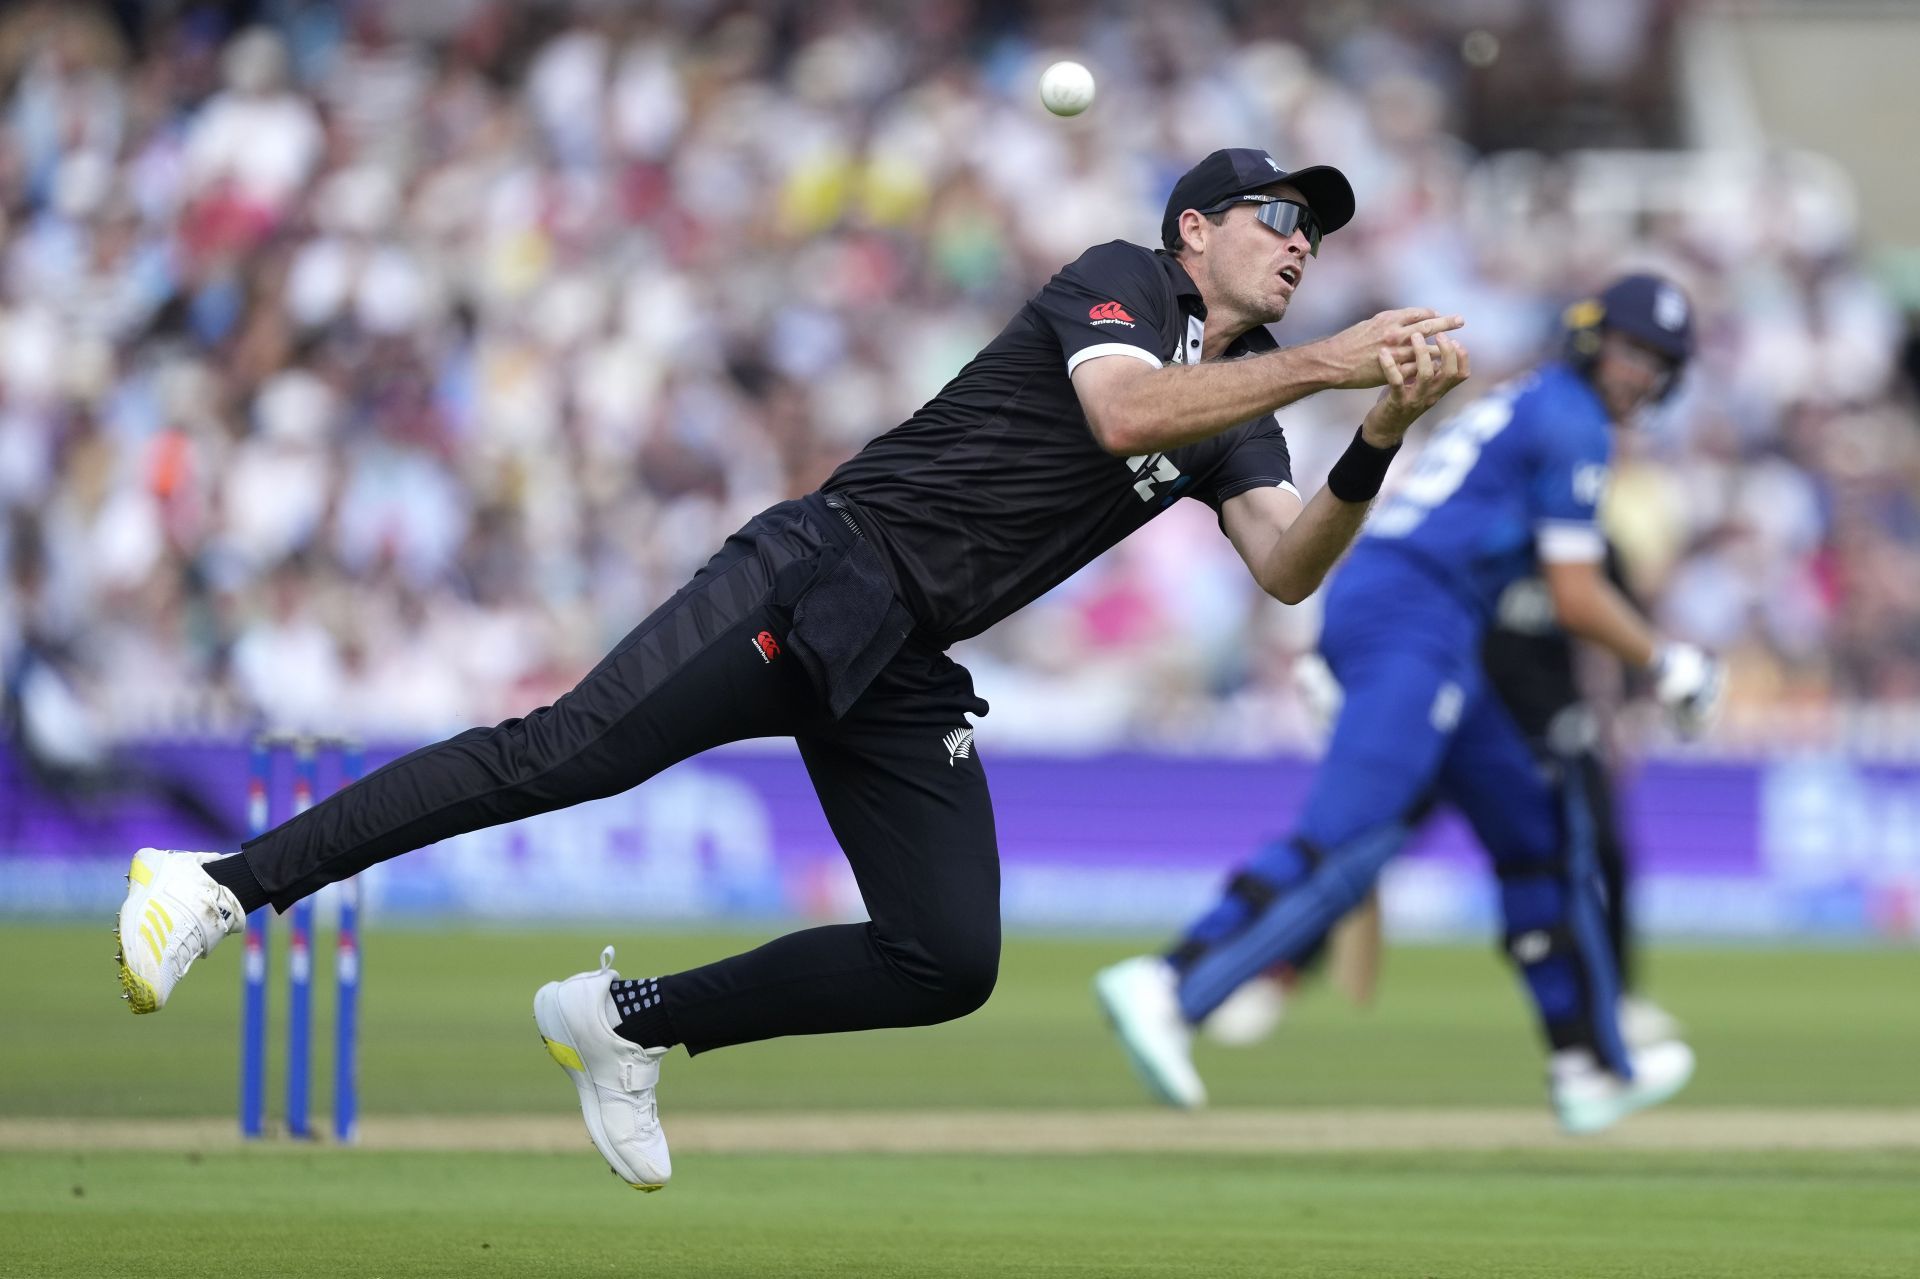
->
[115,848,244,1014]
[1618,995,1684,1050]
[534,946,671,1192]
[1094,956,1207,1108]
[1552,1039,1696,1135]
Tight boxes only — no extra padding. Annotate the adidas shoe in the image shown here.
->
[534,946,671,1191]
[1552,1039,1696,1135]
[1094,956,1207,1108]
[114,849,244,1013]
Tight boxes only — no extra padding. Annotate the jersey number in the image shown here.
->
[1371,396,1515,537]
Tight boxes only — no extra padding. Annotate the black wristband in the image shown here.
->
[1325,426,1399,503]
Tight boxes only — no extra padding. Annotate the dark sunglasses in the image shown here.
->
[1202,195,1322,256]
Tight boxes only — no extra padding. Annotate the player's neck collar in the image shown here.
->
[1153,249,1206,319]
[1152,248,1277,358]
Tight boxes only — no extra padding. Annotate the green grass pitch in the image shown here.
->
[7,1148,1918,1278]
[3,923,1916,1276]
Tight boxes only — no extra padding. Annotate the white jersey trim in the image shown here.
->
[1066,343,1163,376]
[1535,520,1606,563]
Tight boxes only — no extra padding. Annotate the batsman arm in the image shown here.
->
[1542,556,1724,735]
[1542,557,1657,669]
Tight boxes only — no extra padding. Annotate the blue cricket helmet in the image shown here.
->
[1564,272,1695,365]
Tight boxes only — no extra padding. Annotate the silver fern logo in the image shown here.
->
[942,727,975,766]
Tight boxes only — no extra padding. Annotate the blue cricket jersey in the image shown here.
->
[1341,360,1613,621]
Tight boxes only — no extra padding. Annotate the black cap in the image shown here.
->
[1595,273,1693,362]
[1161,148,1356,251]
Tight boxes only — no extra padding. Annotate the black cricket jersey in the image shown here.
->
[823,240,1297,648]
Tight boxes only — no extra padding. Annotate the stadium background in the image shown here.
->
[3,0,1916,940]
[4,4,1918,1277]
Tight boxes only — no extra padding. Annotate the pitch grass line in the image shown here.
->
[7,1109,1920,1154]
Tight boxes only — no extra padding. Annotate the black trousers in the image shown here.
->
[240,496,999,1054]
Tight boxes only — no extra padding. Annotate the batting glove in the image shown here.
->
[1651,641,1725,739]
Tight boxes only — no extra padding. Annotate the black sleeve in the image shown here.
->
[1026,240,1171,375]
[1190,417,1295,514]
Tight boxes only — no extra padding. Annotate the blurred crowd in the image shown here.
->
[1,0,1916,760]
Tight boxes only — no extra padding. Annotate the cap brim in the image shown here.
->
[1239,164,1356,236]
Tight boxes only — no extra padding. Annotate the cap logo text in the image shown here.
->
[1655,286,1688,331]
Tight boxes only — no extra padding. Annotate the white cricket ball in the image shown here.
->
[1038,60,1096,116]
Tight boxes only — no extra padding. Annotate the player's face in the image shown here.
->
[1593,332,1678,423]
[1202,183,1313,326]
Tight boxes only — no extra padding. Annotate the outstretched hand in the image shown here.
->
[1324,309,1466,390]
[1361,331,1469,447]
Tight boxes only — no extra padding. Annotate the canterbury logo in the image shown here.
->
[942,728,975,766]
[750,630,782,664]
[1088,301,1135,327]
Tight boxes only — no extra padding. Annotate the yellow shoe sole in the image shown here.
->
[116,942,159,1013]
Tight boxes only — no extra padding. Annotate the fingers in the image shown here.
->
[1456,341,1471,383]
[1345,312,1470,390]
[1377,347,1402,388]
